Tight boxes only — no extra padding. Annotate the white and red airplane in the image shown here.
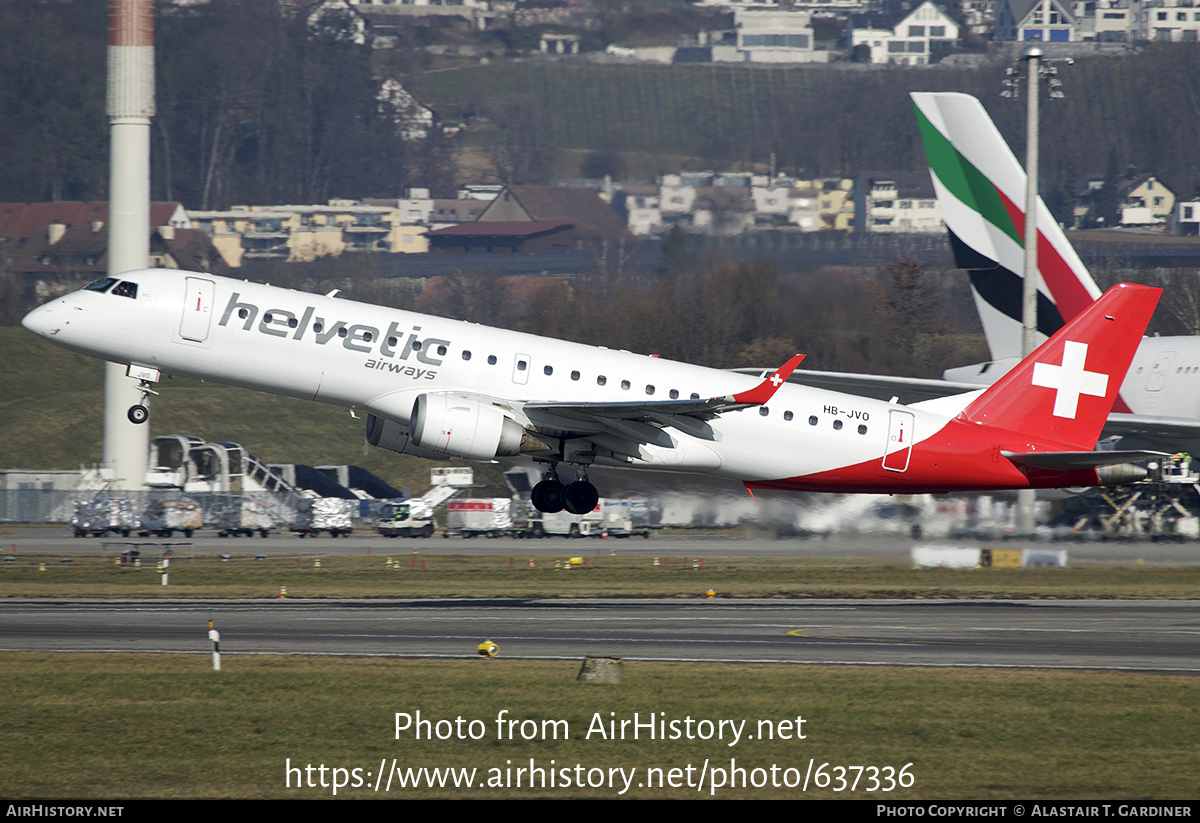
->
[21,268,1161,511]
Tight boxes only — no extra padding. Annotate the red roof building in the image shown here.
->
[0,202,227,304]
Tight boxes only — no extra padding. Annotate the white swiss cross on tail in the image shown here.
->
[1031,341,1108,419]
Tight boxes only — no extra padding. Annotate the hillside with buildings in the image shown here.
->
[3,1,1200,207]
[3,0,1200,349]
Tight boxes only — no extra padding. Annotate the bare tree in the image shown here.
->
[1143,268,1200,336]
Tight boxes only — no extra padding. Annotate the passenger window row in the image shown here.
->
[458,349,702,401]
[755,406,869,435]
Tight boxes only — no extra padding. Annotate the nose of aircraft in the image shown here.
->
[21,299,65,339]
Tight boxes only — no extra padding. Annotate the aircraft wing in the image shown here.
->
[1101,413,1200,444]
[524,355,805,444]
[526,395,752,422]
[731,366,982,404]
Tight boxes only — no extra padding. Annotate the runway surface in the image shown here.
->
[5,527,1198,673]
[3,598,1197,673]
[7,525,1200,563]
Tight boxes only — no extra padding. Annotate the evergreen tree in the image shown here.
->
[1044,153,1078,229]
[1091,149,1123,229]
[655,224,693,281]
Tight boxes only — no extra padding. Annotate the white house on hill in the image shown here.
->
[848,1,960,65]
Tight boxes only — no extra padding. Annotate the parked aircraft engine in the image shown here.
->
[1094,463,1149,485]
[410,392,536,461]
[365,414,453,461]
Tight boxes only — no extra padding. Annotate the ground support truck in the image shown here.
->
[293,498,355,537]
[137,499,203,538]
[217,499,278,538]
[72,499,139,538]
[377,467,475,538]
[445,499,518,538]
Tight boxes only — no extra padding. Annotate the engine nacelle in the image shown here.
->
[410,393,528,461]
[364,414,451,461]
[1094,462,1149,485]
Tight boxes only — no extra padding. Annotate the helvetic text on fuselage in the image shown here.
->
[219,292,442,381]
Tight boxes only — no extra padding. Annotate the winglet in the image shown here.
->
[731,354,805,406]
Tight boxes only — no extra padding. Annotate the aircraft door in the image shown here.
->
[512,353,531,385]
[179,277,215,342]
[1147,350,1176,392]
[881,410,915,473]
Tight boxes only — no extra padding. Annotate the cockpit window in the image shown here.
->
[112,281,138,299]
[84,277,118,293]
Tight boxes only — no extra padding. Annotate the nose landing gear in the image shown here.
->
[127,378,159,425]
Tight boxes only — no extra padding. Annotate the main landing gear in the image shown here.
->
[530,465,599,515]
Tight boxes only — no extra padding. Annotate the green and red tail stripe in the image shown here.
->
[912,92,1131,413]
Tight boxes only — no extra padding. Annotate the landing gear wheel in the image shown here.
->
[531,479,566,513]
[563,480,599,515]
[127,404,149,424]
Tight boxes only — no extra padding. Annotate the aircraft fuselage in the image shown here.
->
[21,269,1149,495]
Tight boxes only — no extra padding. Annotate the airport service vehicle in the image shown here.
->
[72,499,138,538]
[22,263,1163,504]
[217,498,277,538]
[377,467,474,538]
[137,498,202,538]
[534,499,642,537]
[446,499,515,538]
[536,503,604,537]
[598,498,638,536]
[293,497,356,538]
[378,499,437,538]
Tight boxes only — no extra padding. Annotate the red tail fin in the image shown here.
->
[959,283,1160,449]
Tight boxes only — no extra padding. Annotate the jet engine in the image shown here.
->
[410,392,533,461]
[365,414,452,461]
[1094,462,1149,485]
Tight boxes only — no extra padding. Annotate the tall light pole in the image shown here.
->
[1004,44,1065,533]
[1020,45,1042,365]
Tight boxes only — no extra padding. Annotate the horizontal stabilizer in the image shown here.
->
[1001,449,1169,470]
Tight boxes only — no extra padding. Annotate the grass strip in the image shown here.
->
[2,652,1196,799]
[2,553,1198,600]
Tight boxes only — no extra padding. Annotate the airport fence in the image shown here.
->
[0,489,379,529]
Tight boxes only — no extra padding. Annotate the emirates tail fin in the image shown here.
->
[911,92,1101,363]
